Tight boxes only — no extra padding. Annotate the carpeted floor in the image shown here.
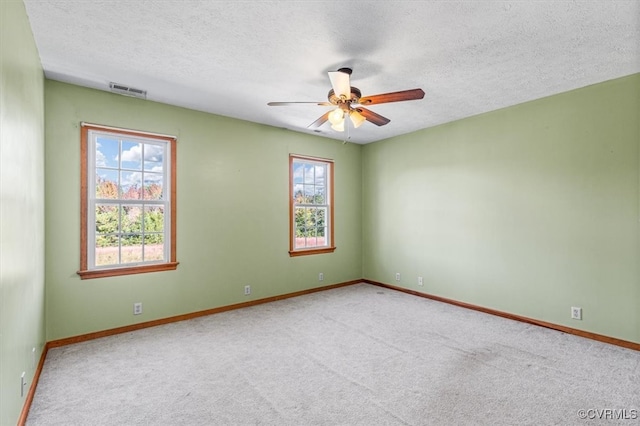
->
[27,283,639,425]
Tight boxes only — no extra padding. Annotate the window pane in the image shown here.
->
[317,208,327,246]
[314,186,325,204]
[317,207,326,228]
[143,143,164,171]
[303,164,315,184]
[123,205,142,232]
[144,206,164,233]
[306,227,317,247]
[307,207,317,229]
[315,164,326,186]
[303,184,315,203]
[294,206,305,248]
[95,235,119,266]
[143,173,163,200]
[144,234,164,261]
[121,171,142,199]
[96,137,119,168]
[95,205,120,234]
[121,140,142,170]
[293,163,303,185]
[96,169,119,199]
[121,241,143,264]
[95,201,121,264]
[293,186,303,203]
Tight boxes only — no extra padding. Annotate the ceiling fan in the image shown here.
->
[268,68,425,132]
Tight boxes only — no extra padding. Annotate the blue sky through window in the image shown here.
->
[95,135,165,199]
[292,161,326,203]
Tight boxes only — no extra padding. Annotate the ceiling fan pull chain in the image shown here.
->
[344,113,351,144]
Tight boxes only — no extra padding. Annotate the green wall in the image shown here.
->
[0,1,46,424]
[44,74,640,345]
[363,74,640,343]
[44,81,363,341]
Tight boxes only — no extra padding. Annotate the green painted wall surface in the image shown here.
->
[0,1,46,424]
[44,81,362,341]
[363,74,640,343]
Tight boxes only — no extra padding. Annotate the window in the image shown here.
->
[78,123,178,279]
[289,155,335,256]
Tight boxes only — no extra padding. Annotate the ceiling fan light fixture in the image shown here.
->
[331,120,345,132]
[328,108,344,125]
[349,109,366,128]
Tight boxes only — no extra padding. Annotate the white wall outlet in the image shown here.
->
[418,276,424,286]
[21,372,26,397]
[244,285,251,296]
[571,306,582,320]
[395,273,401,281]
[318,272,324,281]
[133,302,142,315]
[32,347,36,369]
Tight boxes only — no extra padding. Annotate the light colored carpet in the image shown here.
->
[27,283,639,425]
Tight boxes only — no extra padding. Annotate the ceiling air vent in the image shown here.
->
[109,82,147,99]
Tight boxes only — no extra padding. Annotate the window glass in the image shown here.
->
[79,124,178,279]
[289,155,335,256]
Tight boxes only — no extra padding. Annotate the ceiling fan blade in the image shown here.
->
[268,101,332,106]
[354,107,390,126]
[328,70,351,98]
[359,88,425,105]
[307,111,331,129]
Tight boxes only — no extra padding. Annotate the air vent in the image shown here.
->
[109,82,147,99]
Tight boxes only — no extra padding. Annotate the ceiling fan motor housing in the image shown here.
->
[328,87,362,106]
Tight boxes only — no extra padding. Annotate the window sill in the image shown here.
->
[77,262,179,280]
[289,247,336,257]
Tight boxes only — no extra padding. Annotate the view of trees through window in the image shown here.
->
[293,192,327,248]
[92,134,168,266]
[291,158,330,251]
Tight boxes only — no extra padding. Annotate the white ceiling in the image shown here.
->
[23,1,640,144]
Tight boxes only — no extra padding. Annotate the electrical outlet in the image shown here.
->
[21,372,26,397]
[318,272,324,281]
[395,273,401,282]
[133,302,142,315]
[32,347,36,369]
[571,306,582,320]
[418,276,423,286]
[244,285,251,296]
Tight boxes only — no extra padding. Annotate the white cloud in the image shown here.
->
[314,165,325,183]
[121,171,142,188]
[304,165,325,185]
[120,144,164,163]
[293,163,326,185]
[96,142,107,167]
[120,144,142,163]
[144,145,164,162]
[143,173,163,184]
[121,171,163,187]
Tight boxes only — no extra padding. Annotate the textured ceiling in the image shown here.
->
[23,1,640,144]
